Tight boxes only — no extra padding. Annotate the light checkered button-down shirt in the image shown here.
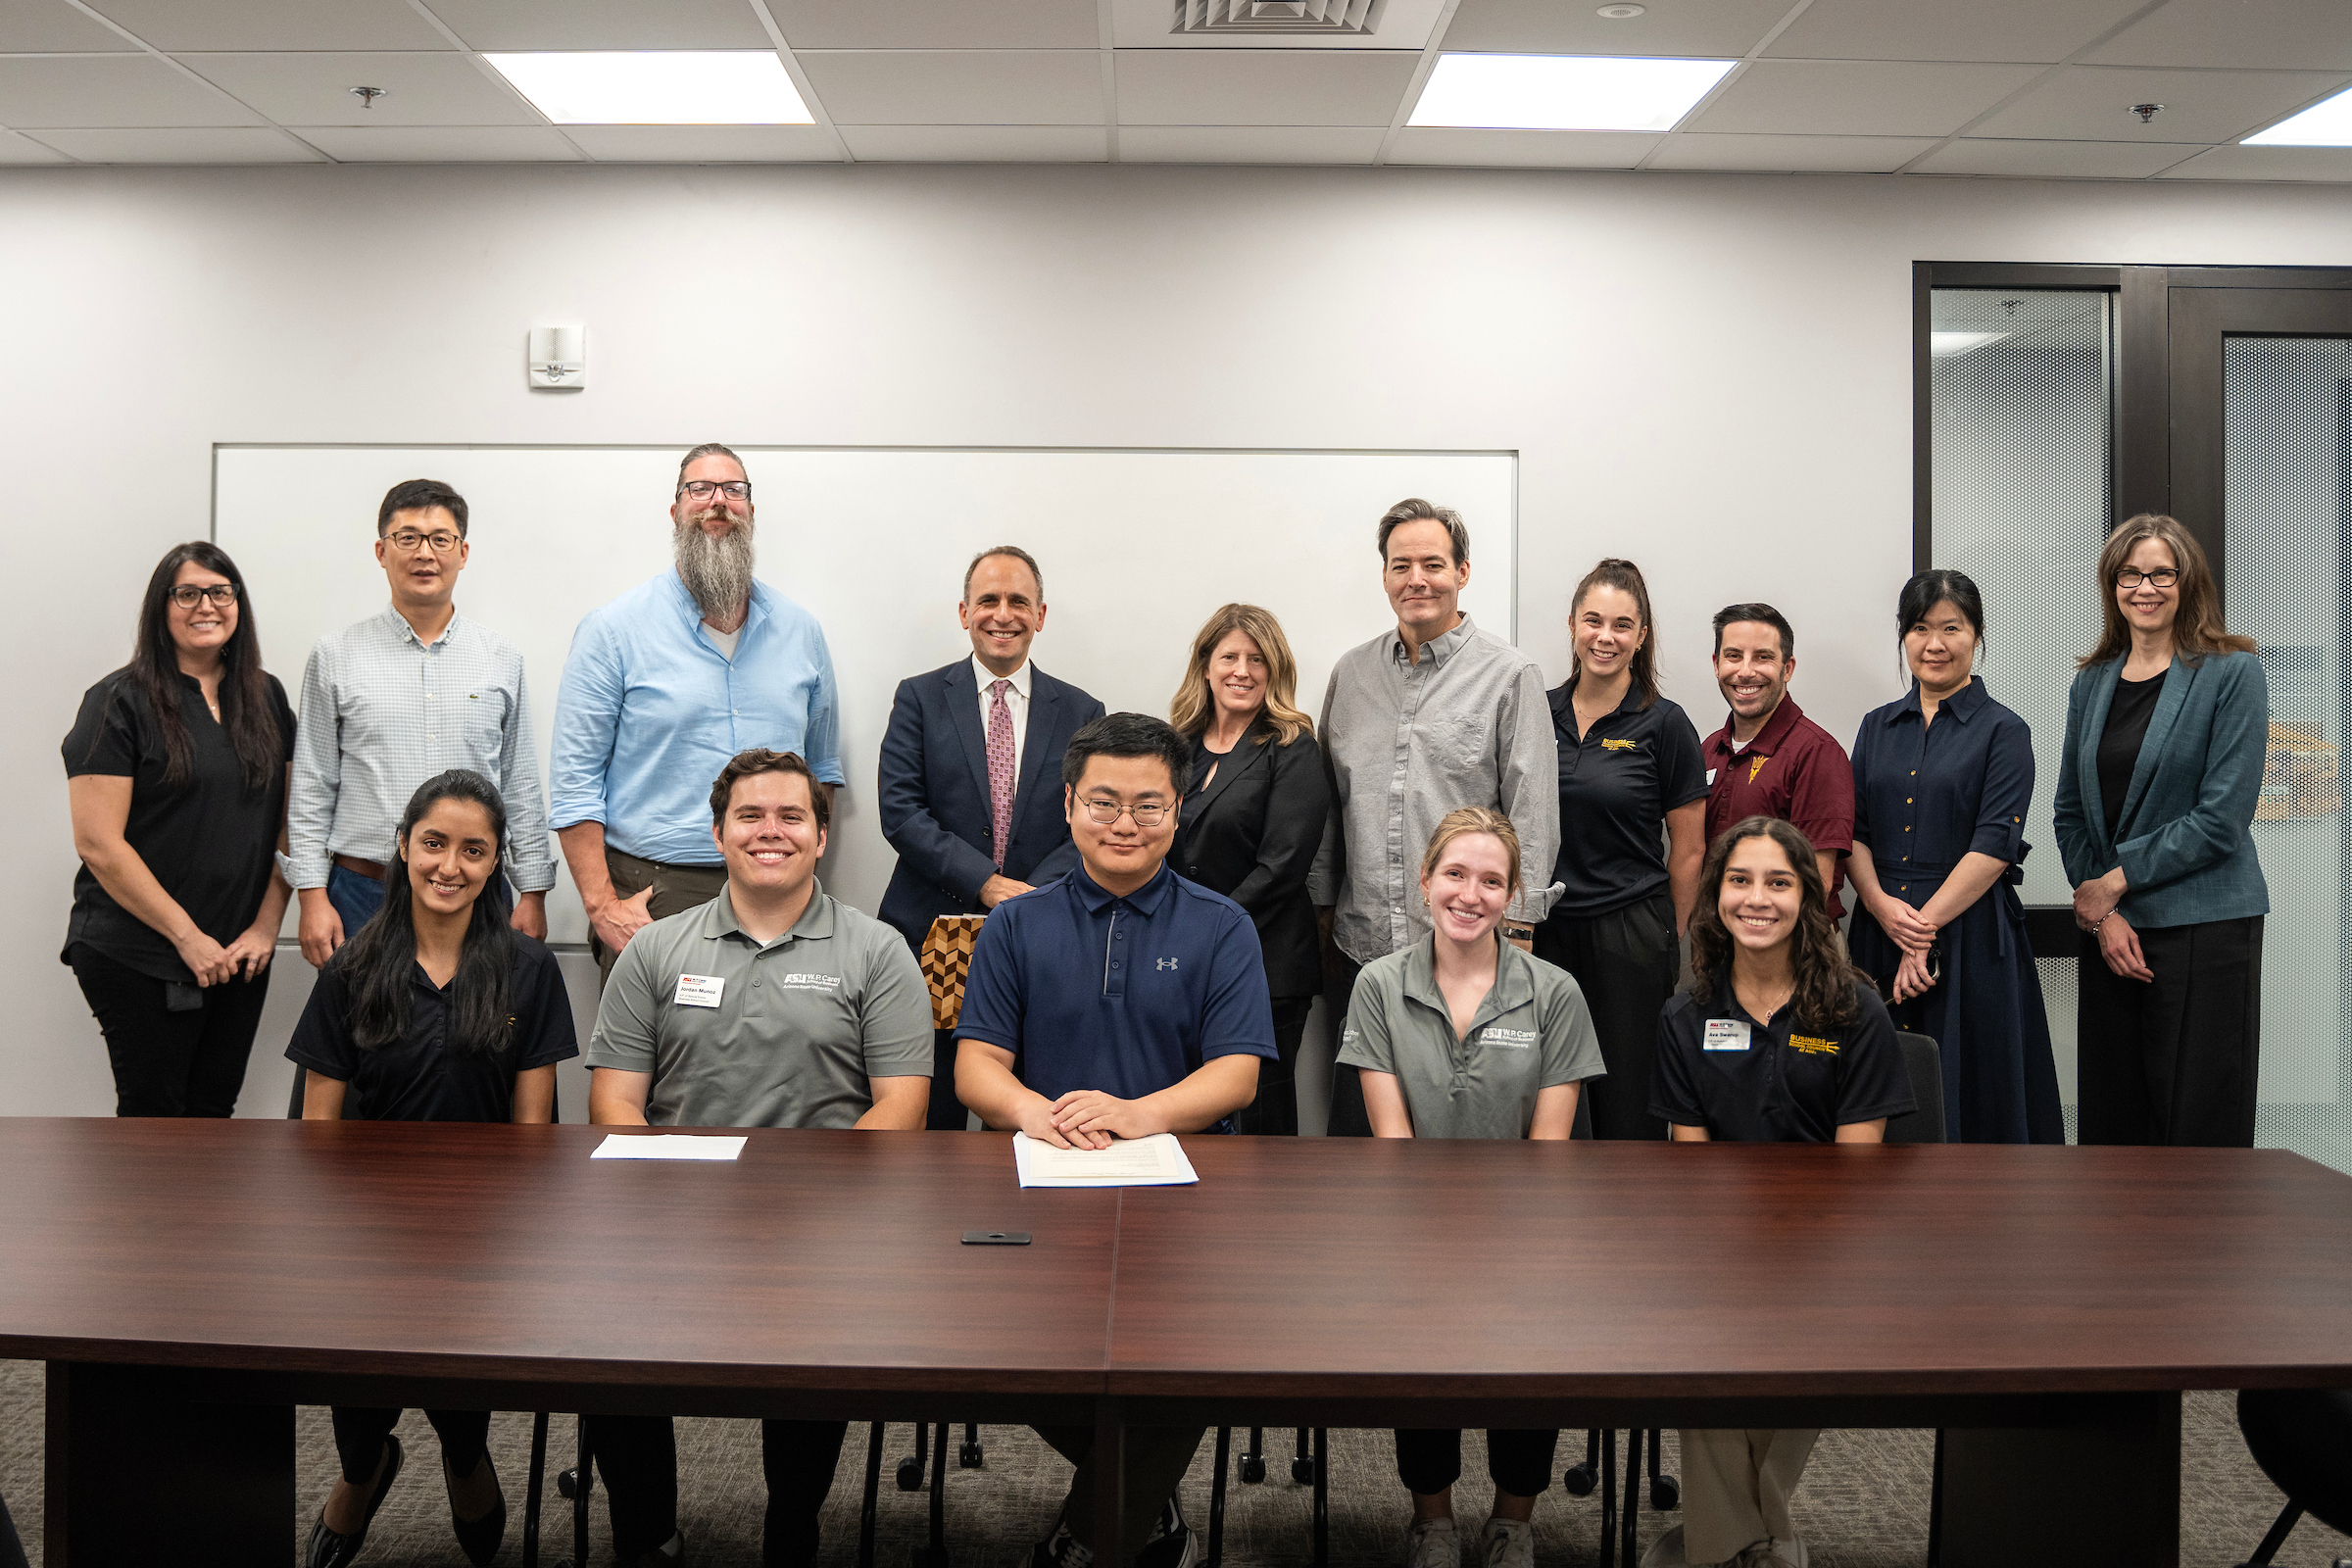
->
[286,606,556,892]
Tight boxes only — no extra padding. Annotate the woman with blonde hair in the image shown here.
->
[1168,603,1330,1134]
[2054,514,2268,1147]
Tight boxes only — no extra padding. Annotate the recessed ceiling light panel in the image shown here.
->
[486,51,812,125]
[1407,53,1736,133]
[2244,82,2352,147]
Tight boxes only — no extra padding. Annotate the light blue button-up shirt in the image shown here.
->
[550,571,844,866]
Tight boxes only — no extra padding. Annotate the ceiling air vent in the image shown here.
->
[1172,0,1385,35]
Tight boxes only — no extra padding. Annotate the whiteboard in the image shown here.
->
[216,446,1517,945]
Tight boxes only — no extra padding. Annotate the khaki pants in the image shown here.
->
[593,848,728,984]
[1677,1428,1818,1565]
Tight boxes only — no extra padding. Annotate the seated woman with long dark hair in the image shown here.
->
[287,768,579,1568]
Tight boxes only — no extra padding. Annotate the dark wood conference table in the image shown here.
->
[6,1118,2352,1567]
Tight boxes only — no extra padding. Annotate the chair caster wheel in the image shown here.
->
[959,1440,985,1468]
[1240,1455,1267,1484]
[557,1466,582,1499]
[896,1456,926,1492]
[1562,1463,1597,1497]
[1292,1456,1317,1484]
[1650,1476,1680,1510]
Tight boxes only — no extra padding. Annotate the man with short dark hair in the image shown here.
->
[1701,604,1854,915]
[876,545,1104,1128]
[583,747,931,1568]
[552,444,845,981]
[287,477,552,967]
[956,711,1273,1568]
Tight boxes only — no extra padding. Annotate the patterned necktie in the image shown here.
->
[987,678,1016,870]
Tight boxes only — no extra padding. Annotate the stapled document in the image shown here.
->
[1012,1131,1199,1188]
[590,1134,747,1161]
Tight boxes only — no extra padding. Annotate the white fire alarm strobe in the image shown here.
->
[527,324,586,389]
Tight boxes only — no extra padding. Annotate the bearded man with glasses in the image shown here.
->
[552,443,845,983]
[287,477,555,981]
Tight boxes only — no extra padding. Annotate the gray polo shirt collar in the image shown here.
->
[1398,931,1537,1040]
[700,877,840,952]
[1389,613,1475,668]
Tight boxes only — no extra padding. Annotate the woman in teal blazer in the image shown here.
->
[2054,514,2269,1147]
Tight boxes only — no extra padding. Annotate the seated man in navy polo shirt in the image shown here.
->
[957,710,1275,1568]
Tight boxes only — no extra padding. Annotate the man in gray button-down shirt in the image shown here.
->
[1309,499,1562,1013]
[288,479,554,967]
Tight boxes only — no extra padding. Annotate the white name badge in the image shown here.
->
[674,973,725,1008]
[1705,767,1718,786]
[1702,1018,1751,1053]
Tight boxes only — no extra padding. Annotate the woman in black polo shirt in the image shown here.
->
[1535,558,1707,1141]
[1647,816,1913,1568]
[289,769,577,1568]
[63,541,295,1117]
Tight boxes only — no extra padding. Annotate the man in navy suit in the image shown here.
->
[878,546,1106,1130]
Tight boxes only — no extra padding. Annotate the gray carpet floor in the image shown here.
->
[1,1360,2343,1566]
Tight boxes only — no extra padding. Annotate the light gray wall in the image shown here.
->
[9,161,2352,1118]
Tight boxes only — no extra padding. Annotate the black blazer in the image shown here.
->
[1172,721,1330,1001]
[876,661,1105,947]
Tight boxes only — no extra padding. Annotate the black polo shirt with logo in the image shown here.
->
[1650,979,1914,1143]
[1546,678,1708,919]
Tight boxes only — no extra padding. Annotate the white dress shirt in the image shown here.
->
[972,656,1032,784]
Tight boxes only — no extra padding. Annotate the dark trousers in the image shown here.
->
[1235,998,1315,1136]
[330,1404,490,1487]
[2077,915,2264,1148]
[69,942,270,1117]
[1534,891,1679,1142]
[1034,1424,1207,1555]
[594,850,728,985]
[1394,1428,1558,1498]
[588,1413,847,1565]
[0,1485,25,1568]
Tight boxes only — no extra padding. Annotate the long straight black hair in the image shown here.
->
[120,541,281,791]
[337,770,517,1055]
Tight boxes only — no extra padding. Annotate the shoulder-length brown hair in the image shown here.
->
[1168,603,1314,746]
[1570,557,1660,709]
[2082,514,2256,668]
[1688,816,1864,1030]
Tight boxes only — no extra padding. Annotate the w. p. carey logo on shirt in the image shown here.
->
[777,973,843,991]
[1600,738,1638,753]
[1480,1026,1538,1049]
[1788,1034,1839,1055]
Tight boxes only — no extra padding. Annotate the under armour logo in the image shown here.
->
[1156,957,1179,971]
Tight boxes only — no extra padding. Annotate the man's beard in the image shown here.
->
[675,510,756,622]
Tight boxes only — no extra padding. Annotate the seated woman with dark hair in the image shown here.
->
[1643,816,1914,1568]
[288,768,579,1568]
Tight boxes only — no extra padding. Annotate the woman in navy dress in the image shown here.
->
[1847,570,2063,1144]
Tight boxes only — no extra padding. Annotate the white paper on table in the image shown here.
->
[589,1134,748,1162]
[1011,1131,1199,1188]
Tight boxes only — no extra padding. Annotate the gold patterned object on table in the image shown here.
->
[2259,721,2340,820]
[920,914,990,1030]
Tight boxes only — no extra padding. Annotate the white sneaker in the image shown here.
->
[1639,1524,1689,1568]
[1401,1516,1461,1568]
[1480,1517,1534,1568]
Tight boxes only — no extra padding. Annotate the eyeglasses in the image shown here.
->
[678,480,751,502]
[169,584,239,610]
[1080,798,1171,827]
[2116,567,2179,589]
[383,528,464,554]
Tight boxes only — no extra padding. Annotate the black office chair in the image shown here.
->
[2234,1389,2352,1568]
[1886,1031,1948,1147]
[0,1485,28,1568]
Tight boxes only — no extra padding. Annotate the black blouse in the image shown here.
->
[61,667,296,984]
[2098,670,2167,837]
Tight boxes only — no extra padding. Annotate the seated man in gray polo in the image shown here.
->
[584,747,930,1568]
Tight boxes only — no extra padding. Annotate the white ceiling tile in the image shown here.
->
[175,52,538,125]
[1689,60,2044,136]
[0,0,136,52]
[1115,49,1415,125]
[1765,0,2146,65]
[1384,126,1659,167]
[1645,132,1937,171]
[774,0,1098,50]
[1914,137,2204,178]
[420,0,771,51]
[28,125,321,160]
[291,123,583,160]
[2157,143,2352,181]
[2087,0,2352,72]
[1108,0,1447,50]
[0,55,263,125]
[81,0,451,53]
[564,123,839,161]
[0,125,70,160]
[837,123,1106,160]
[800,50,1102,125]
[1119,124,1385,162]
[1968,65,2352,145]
[1439,0,1784,58]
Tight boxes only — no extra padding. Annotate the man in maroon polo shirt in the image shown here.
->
[1700,603,1855,917]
